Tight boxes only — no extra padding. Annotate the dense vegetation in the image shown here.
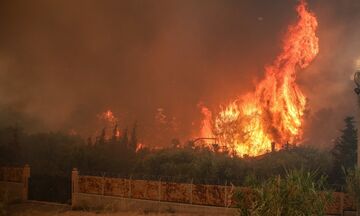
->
[0,116,357,189]
[236,169,332,216]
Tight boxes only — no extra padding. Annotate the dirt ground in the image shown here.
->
[7,202,356,216]
[7,202,200,216]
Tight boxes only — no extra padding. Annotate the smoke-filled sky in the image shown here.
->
[0,0,359,148]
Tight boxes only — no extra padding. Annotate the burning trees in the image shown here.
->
[198,0,319,157]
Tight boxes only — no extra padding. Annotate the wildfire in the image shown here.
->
[135,143,145,152]
[98,110,118,124]
[198,0,319,157]
[97,109,121,138]
[198,103,214,140]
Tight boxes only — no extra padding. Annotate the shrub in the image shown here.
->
[344,167,360,215]
[236,169,332,216]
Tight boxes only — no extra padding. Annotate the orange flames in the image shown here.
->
[97,110,121,138]
[135,143,145,152]
[96,110,145,150]
[198,103,214,141]
[98,110,118,125]
[198,1,318,157]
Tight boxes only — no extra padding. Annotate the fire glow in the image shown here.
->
[198,1,319,157]
[97,110,121,138]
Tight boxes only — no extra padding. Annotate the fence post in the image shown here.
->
[190,179,193,204]
[71,168,79,208]
[101,173,105,196]
[128,175,132,198]
[158,177,161,202]
[224,180,227,208]
[340,192,344,216]
[22,164,30,201]
[206,185,209,205]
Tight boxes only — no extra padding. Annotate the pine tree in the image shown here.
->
[98,127,106,145]
[121,128,128,148]
[111,124,118,144]
[331,116,358,183]
[129,123,137,152]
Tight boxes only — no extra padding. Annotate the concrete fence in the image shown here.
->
[0,165,30,203]
[0,166,356,215]
[71,168,238,215]
[72,170,235,207]
[71,168,357,215]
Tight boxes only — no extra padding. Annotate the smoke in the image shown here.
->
[300,0,360,148]
[0,0,359,148]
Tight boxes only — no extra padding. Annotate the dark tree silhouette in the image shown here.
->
[111,124,118,144]
[98,127,106,145]
[121,128,128,148]
[129,123,138,152]
[331,116,358,184]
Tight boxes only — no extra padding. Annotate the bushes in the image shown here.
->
[236,169,332,216]
[133,147,332,185]
[345,167,360,214]
[0,124,333,186]
[132,148,249,184]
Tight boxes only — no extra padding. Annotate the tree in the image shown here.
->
[331,116,357,184]
[98,127,106,145]
[111,124,119,144]
[171,138,180,148]
[120,128,128,148]
[129,123,137,152]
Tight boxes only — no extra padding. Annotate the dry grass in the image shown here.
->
[8,203,199,216]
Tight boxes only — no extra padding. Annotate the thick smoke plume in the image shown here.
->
[0,0,359,148]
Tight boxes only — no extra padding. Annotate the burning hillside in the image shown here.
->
[198,0,319,157]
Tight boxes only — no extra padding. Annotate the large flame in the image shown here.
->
[198,1,318,157]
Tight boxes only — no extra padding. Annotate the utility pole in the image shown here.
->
[353,70,360,168]
[354,70,360,216]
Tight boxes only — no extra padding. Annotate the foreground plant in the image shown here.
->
[344,167,360,216]
[236,169,332,216]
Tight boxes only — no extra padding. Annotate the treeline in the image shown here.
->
[0,116,357,189]
[0,124,139,176]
